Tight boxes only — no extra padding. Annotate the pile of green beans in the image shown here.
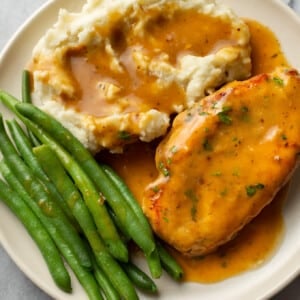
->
[0,70,183,300]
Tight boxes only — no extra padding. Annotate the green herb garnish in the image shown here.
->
[220,188,228,197]
[273,77,284,86]
[118,131,131,140]
[212,171,222,177]
[184,189,199,221]
[217,106,232,125]
[158,161,170,177]
[185,111,194,122]
[241,106,249,113]
[199,111,209,116]
[246,183,265,197]
[203,138,213,151]
[151,186,160,193]
[170,145,178,154]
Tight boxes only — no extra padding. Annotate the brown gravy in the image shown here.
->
[98,19,289,283]
[68,9,237,117]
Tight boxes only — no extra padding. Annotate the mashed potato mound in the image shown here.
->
[29,0,251,153]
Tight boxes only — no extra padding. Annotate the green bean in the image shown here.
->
[33,144,138,299]
[0,160,105,299]
[0,176,71,293]
[0,90,19,113]
[157,241,183,281]
[0,93,142,298]
[101,164,162,278]
[33,144,93,230]
[13,101,156,257]
[101,164,152,236]
[21,70,40,146]
[87,244,121,300]
[21,70,32,104]
[94,268,120,300]
[0,99,129,262]
[24,129,137,299]
[92,246,137,300]
[107,206,132,243]
[32,127,127,262]
[6,120,41,175]
[0,90,161,277]
[0,83,184,296]
[0,114,91,269]
[145,247,162,279]
[121,262,157,293]
[64,254,103,300]
[6,119,78,226]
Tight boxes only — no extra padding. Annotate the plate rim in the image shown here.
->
[0,0,300,299]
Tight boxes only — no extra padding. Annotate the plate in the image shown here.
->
[0,0,300,299]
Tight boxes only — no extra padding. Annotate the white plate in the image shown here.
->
[0,0,300,299]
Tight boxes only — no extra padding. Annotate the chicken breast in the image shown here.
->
[142,68,300,257]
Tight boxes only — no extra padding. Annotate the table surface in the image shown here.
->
[0,0,300,299]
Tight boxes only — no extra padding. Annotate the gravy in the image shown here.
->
[69,9,238,117]
[98,19,289,283]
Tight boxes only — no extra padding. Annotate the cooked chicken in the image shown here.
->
[142,68,300,257]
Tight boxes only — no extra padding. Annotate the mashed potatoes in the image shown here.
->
[29,0,251,153]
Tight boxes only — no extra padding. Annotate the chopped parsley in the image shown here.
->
[246,183,265,197]
[163,216,169,223]
[199,111,209,116]
[211,101,218,109]
[185,111,194,122]
[240,105,250,122]
[158,161,170,177]
[232,168,240,177]
[212,171,222,177]
[118,131,131,140]
[217,106,232,125]
[170,145,178,154]
[163,209,169,223]
[273,76,284,86]
[203,138,213,151]
[220,188,228,197]
[151,186,160,193]
[191,206,197,221]
[241,106,249,113]
[184,189,199,221]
